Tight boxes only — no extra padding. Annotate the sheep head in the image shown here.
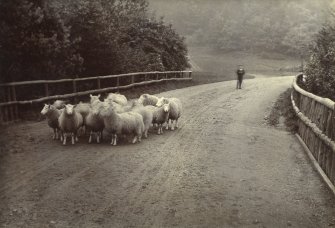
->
[90,94,101,104]
[64,104,75,115]
[91,100,103,115]
[138,94,148,104]
[162,103,170,113]
[156,97,169,107]
[98,101,113,117]
[41,104,51,115]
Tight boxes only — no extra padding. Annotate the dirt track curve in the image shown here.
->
[1,76,335,227]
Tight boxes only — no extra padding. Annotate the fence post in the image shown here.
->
[189,71,192,78]
[116,76,120,87]
[44,83,49,97]
[11,86,18,120]
[3,89,8,122]
[97,77,101,89]
[7,87,14,121]
[116,76,120,92]
[131,75,135,84]
[73,80,77,102]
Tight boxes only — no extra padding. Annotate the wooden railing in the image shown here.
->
[291,73,335,185]
[0,70,192,122]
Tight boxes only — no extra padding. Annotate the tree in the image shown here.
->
[304,25,335,100]
[0,0,82,82]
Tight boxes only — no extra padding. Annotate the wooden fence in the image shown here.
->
[0,71,192,122]
[291,73,335,185]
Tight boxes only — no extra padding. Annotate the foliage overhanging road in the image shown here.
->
[1,76,335,227]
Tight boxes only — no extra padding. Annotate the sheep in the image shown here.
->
[103,98,128,113]
[138,94,159,106]
[74,101,90,134]
[40,104,63,140]
[89,94,101,104]
[85,101,105,143]
[106,92,128,106]
[130,102,154,138]
[52,100,66,109]
[145,104,170,135]
[98,102,144,146]
[58,104,83,145]
[156,97,182,131]
[75,101,90,119]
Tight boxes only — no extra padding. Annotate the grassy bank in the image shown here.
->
[267,88,298,132]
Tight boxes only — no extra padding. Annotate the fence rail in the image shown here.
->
[0,71,192,122]
[291,73,335,185]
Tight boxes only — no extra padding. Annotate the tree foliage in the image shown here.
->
[0,0,189,82]
[0,0,82,82]
[304,25,335,100]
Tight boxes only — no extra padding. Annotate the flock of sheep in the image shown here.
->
[40,93,182,145]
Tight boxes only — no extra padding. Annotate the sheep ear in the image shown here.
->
[90,94,92,98]
[98,94,101,98]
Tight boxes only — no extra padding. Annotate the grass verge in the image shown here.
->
[267,88,298,133]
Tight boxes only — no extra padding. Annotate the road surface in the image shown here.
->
[1,76,335,227]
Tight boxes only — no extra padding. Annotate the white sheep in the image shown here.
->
[138,94,159,106]
[40,104,63,140]
[86,100,105,143]
[106,92,128,106]
[75,101,91,119]
[74,101,90,134]
[58,104,83,145]
[156,97,182,130]
[146,104,170,135]
[89,94,101,104]
[98,102,144,146]
[130,102,154,138]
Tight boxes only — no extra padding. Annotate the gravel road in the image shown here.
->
[1,76,335,227]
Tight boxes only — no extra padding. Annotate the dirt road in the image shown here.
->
[1,76,335,227]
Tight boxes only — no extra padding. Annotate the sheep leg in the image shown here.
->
[60,131,63,142]
[132,136,137,144]
[56,129,59,140]
[175,119,179,128]
[97,132,100,144]
[113,134,117,146]
[53,128,56,140]
[144,130,148,138]
[88,131,92,144]
[110,135,114,145]
[157,125,161,135]
[165,120,170,130]
[171,120,175,131]
[75,134,79,142]
[63,133,67,145]
[71,133,75,145]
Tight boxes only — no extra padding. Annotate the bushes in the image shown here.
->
[303,25,335,100]
[0,0,83,83]
[0,0,189,83]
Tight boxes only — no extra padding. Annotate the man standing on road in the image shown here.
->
[236,65,245,89]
